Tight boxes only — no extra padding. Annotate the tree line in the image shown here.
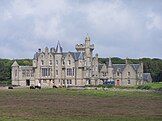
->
[0,58,162,84]
[0,59,32,84]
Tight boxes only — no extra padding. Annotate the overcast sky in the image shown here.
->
[0,0,162,59]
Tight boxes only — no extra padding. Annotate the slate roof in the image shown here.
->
[69,52,84,61]
[113,64,126,72]
[131,64,140,71]
[62,52,68,58]
[98,64,104,71]
[56,41,63,53]
[98,63,141,73]
[143,73,151,81]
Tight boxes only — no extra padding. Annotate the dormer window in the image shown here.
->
[128,72,130,76]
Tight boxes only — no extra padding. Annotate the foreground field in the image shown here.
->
[0,88,162,121]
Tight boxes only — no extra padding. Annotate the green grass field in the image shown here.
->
[145,82,162,89]
[0,88,162,121]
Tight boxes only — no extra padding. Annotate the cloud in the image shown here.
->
[0,0,162,59]
[146,12,162,30]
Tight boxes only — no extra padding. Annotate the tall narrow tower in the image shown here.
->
[108,57,113,80]
[85,35,91,58]
[84,35,94,80]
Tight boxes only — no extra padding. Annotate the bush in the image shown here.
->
[53,85,58,88]
[8,86,13,89]
[35,86,41,89]
[137,85,151,90]
[30,86,35,89]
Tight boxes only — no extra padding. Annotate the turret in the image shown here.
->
[45,47,49,54]
[108,57,113,79]
[108,57,112,67]
[85,34,91,58]
[56,41,63,53]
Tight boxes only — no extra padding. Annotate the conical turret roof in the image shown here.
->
[56,41,63,53]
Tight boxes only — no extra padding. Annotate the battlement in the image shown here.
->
[75,44,85,51]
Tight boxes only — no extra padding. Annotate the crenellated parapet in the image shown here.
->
[75,44,94,52]
[75,44,85,52]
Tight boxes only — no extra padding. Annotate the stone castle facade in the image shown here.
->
[12,35,152,87]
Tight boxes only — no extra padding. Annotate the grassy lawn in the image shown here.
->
[145,82,162,89]
[0,88,162,121]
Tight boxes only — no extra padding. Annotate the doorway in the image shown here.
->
[116,80,120,86]
[26,79,30,86]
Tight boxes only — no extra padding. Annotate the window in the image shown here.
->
[56,60,58,65]
[41,68,51,77]
[62,80,65,84]
[31,70,34,77]
[128,80,131,84]
[67,68,73,76]
[22,70,26,77]
[103,72,106,77]
[117,72,120,76]
[128,72,130,76]
[138,72,140,77]
[26,70,30,77]
[56,70,58,75]
[67,80,72,85]
[41,60,44,65]
[68,60,71,65]
[49,60,52,65]
[72,67,75,76]
[86,80,91,85]
[15,70,17,77]
[62,61,65,65]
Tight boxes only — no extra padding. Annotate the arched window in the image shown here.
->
[41,60,44,65]
[68,60,71,65]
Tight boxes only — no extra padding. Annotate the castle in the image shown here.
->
[12,35,152,87]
